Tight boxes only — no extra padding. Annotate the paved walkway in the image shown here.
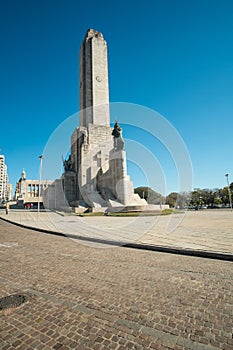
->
[0,219,233,349]
[0,209,232,257]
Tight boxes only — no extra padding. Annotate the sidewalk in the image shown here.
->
[0,209,233,259]
[1,216,232,350]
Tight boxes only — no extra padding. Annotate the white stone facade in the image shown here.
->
[14,170,53,206]
[0,155,9,203]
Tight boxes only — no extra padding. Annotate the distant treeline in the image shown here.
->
[135,184,233,208]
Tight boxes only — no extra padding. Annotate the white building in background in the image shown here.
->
[0,155,9,203]
[14,170,53,208]
[7,183,13,201]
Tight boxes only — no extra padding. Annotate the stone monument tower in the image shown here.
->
[79,29,110,127]
[64,29,146,210]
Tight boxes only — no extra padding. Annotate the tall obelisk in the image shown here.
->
[69,29,146,209]
[44,29,149,211]
[79,29,110,126]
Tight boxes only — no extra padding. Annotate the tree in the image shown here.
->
[165,192,178,208]
[214,197,222,206]
[190,188,220,208]
[136,184,232,209]
[201,189,213,206]
[230,182,233,192]
[165,192,191,208]
[134,187,165,204]
[177,192,191,208]
[219,187,229,205]
[190,189,202,207]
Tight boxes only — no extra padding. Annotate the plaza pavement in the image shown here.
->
[0,218,233,350]
[0,209,232,259]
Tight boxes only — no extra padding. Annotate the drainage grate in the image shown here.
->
[0,294,28,310]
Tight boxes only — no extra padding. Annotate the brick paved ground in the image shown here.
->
[0,209,232,254]
[0,219,233,349]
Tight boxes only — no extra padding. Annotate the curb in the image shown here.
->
[0,216,66,238]
[1,216,233,262]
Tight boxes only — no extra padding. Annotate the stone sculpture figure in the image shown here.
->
[63,155,73,172]
[112,121,124,151]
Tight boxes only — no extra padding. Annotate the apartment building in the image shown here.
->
[0,155,9,203]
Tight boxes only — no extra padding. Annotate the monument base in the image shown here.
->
[61,172,76,204]
[107,204,169,213]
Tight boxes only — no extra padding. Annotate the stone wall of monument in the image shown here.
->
[80,30,110,127]
[61,172,76,204]
[91,33,110,125]
[96,149,134,205]
[71,125,114,205]
[70,123,145,207]
[43,179,71,211]
[88,124,112,144]
[80,37,93,126]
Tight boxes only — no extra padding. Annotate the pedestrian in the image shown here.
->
[5,202,9,215]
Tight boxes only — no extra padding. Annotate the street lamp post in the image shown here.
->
[38,155,43,215]
[225,174,232,211]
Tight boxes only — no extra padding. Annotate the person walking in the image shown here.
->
[5,202,9,215]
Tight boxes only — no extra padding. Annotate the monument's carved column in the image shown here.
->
[80,29,110,127]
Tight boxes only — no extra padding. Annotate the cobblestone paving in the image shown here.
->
[0,220,233,349]
[1,209,232,254]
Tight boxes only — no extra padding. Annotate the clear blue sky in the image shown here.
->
[1,0,233,195]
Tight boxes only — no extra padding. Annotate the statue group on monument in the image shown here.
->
[63,155,73,172]
[112,121,124,151]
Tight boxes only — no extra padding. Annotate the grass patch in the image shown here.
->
[161,209,174,215]
[161,209,184,215]
[78,212,105,217]
[108,212,141,217]
[77,209,184,217]
[109,211,164,216]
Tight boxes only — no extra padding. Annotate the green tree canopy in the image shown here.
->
[135,182,233,209]
[230,182,233,192]
[165,192,178,208]
[134,187,165,204]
